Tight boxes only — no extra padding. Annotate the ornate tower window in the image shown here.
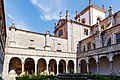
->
[97,16,102,21]
[58,29,63,37]
[82,18,86,24]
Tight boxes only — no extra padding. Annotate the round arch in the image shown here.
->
[9,57,22,75]
[24,58,35,74]
[99,56,110,75]
[68,60,74,73]
[113,54,120,73]
[59,59,66,73]
[37,58,46,74]
[89,58,97,74]
[81,59,87,73]
[49,59,57,74]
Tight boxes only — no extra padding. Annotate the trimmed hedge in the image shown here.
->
[16,75,58,80]
[16,73,120,80]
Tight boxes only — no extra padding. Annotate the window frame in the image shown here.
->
[116,33,120,44]
[58,29,63,37]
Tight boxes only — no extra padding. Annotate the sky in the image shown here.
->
[4,0,120,34]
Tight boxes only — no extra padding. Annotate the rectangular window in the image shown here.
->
[84,28,88,35]
[87,42,91,51]
[57,43,62,52]
[93,43,96,49]
[28,47,35,49]
[83,45,85,52]
[30,39,34,42]
[116,33,120,44]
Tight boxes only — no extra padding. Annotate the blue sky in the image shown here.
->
[4,0,120,34]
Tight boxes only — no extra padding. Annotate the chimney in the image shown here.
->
[102,4,104,9]
[76,11,78,16]
[11,20,15,27]
[59,12,62,20]
[66,10,70,20]
[75,11,78,21]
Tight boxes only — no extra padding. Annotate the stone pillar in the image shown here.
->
[74,64,76,73]
[87,63,89,73]
[97,62,99,74]
[66,64,67,73]
[57,62,59,74]
[35,61,37,75]
[66,61,68,73]
[22,62,24,73]
[3,61,9,80]
[47,63,49,73]
[110,61,113,74]
[78,63,81,73]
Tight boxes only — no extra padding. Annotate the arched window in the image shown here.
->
[107,38,111,46]
[97,16,102,21]
[92,42,96,49]
[83,45,85,52]
[87,42,91,51]
[58,29,63,37]
[82,18,86,24]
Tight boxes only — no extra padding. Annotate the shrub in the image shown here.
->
[16,72,57,80]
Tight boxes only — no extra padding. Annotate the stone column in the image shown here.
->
[110,61,113,74]
[97,62,99,74]
[47,63,49,73]
[66,64,67,73]
[22,62,24,73]
[74,64,76,73]
[66,62,68,73]
[78,63,81,73]
[87,63,89,73]
[3,61,9,80]
[35,61,37,75]
[57,63,59,74]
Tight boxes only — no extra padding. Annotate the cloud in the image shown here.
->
[16,21,31,30]
[30,0,68,20]
[6,13,14,20]
[6,12,31,30]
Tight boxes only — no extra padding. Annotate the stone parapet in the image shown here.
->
[77,43,120,58]
[5,46,76,59]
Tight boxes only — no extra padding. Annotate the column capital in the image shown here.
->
[21,61,24,64]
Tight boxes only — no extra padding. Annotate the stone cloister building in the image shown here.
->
[77,7,120,75]
[2,2,120,80]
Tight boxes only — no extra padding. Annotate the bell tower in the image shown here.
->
[75,0,106,26]
[54,10,71,39]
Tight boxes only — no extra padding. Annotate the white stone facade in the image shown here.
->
[2,3,120,80]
